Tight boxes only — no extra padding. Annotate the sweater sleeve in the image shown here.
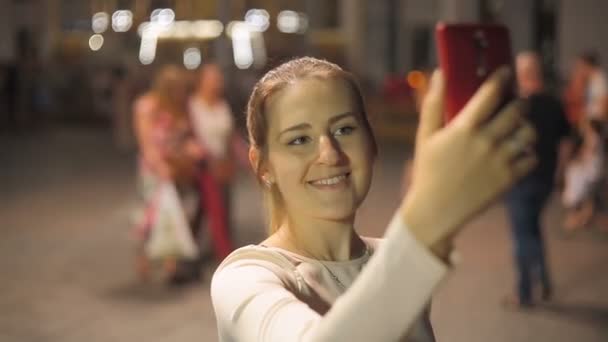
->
[211,213,448,341]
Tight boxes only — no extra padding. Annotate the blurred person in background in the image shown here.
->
[211,57,537,341]
[562,119,604,230]
[132,65,204,284]
[578,51,608,125]
[563,59,588,127]
[557,59,589,188]
[503,52,570,309]
[562,51,608,232]
[189,63,248,263]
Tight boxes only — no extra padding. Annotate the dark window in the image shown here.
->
[60,0,91,31]
[307,0,339,29]
[412,26,432,69]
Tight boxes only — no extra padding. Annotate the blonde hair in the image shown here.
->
[245,57,377,234]
[151,65,191,120]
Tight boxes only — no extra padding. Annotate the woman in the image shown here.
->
[211,57,536,341]
[133,65,204,282]
[189,63,247,261]
[562,119,605,230]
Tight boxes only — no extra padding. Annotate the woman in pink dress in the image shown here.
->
[133,65,204,282]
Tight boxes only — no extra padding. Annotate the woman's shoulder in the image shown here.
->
[218,245,295,268]
[212,245,306,297]
[215,245,301,278]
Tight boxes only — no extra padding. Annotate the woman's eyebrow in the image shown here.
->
[279,123,311,137]
[328,112,357,124]
[278,112,357,138]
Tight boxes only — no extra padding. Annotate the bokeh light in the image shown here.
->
[88,34,104,51]
[92,12,109,34]
[112,10,133,32]
[183,47,202,70]
[245,9,270,32]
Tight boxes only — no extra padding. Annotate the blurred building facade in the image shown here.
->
[362,0,608,87]
[0,0,607,125]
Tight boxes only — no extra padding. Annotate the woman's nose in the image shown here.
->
[317,135,343,165]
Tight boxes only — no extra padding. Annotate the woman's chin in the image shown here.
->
[313,205,358,222]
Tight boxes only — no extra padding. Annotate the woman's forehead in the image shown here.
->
[265,77,358,129]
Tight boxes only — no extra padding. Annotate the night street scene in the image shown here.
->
[1,1,607,341]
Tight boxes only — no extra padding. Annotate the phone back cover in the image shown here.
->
[436,23,513,123]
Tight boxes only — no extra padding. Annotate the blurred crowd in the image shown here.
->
[3,45,605,295]
[130,62,248,285]
[125,48,607,289]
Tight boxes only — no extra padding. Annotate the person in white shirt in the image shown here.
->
[190,64,235,161]
[577,52,608,122]
[211,57,537,341]
[563,119,605,230]
[189,63,245,261]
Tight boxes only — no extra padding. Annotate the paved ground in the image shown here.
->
[1,125,607,342]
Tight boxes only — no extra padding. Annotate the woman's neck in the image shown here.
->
[271,215,365,262]
[197,90,220,106]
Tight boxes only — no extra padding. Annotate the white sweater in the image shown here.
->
[211,213,448,341]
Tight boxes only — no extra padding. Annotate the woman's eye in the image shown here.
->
[334,126,355,136]
[288,136,310,146]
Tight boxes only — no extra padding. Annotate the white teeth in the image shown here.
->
[312,174,347,185]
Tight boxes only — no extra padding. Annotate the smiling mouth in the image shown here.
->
[308,172,351,186]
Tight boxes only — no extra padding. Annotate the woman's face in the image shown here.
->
[162,76,190,111]
[199,65,225,97]
[263,77,375,222]
[171,81,189,104]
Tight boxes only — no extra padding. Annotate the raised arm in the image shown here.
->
[133,94,172,179]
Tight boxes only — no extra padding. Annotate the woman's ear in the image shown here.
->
[248,146,259,173]
[250,146,274,187]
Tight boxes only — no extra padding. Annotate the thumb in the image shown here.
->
[416,70,445,147]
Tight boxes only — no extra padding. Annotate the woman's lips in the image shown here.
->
[308,172,350,188]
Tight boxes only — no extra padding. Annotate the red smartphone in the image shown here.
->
[435,22,514,123]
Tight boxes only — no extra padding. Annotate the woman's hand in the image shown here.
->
[401,67,537,256]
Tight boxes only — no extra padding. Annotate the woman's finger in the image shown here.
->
[417,70,445,146]
[497,122,537,161]
[514,122,537,148]
[456,66,512,129]
[482,100,525,142]
[511,153,538,180]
